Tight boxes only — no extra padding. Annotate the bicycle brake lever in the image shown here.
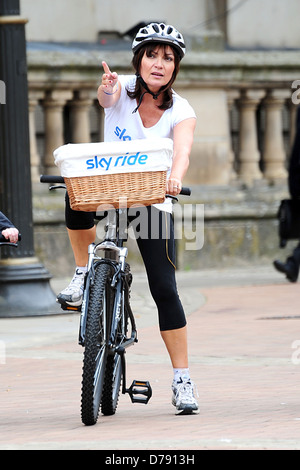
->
[49,184,66,190]
[0,242,19,247]
[166,194,178,202]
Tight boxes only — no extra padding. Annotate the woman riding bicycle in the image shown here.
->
[57,22,199,415]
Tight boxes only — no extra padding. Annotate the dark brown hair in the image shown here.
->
[127,43,181,110]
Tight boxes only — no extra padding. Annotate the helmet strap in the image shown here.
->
[132,73,166,113]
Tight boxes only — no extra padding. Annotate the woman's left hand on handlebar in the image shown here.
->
[166,177,182,196]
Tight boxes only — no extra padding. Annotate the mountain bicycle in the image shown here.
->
[41,174,190,425]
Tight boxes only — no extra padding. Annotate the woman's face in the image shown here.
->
[139,45,176,93]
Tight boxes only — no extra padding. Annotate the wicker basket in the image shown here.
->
[65,170,167,211]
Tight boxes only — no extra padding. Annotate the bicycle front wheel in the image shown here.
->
[101,265,131,416]
[81,263,113,426]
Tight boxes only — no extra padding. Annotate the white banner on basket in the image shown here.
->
[54,138,173,178]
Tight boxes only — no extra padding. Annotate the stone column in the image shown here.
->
[286,96,297,152]
[69,90,93,143]
[28,90,44,182]
[237,89,265,185]
[262,89,290,181]
[227,89,240,180]
[42,89,73,174]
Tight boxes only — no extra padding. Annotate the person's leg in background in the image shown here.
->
[274,241,300,282]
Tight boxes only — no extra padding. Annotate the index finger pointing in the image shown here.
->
[102,61,111,75]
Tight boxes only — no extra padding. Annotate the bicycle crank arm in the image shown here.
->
[125,380,152,404]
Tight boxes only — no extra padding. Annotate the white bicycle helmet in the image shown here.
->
[132,22,186,59]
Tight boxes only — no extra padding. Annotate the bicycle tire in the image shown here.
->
[100,352,123,416]
[81,263,113,426]
[101,265,132,416]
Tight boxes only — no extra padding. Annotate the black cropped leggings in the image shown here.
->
[65,193,186,331]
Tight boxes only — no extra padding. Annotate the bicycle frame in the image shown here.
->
[79,208,137,355]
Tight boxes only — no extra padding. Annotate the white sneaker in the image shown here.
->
[172,378,199,415]
[56,268,85,307]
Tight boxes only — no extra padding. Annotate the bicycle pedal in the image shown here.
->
[58,302,82,313]
[126,380,152,404]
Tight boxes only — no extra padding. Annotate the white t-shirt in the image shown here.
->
[104,75,196,212]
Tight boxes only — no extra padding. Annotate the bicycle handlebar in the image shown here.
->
[179,187,191,196]
[0,233,21,246]
[40,175,191,196]
[40,175,64,184]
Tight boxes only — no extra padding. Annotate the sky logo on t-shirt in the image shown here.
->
[114,127,132,141]
[86,152,148,171]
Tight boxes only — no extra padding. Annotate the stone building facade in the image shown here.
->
[18,0,300,273]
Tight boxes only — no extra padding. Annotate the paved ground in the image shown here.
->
[1,265,300,451]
